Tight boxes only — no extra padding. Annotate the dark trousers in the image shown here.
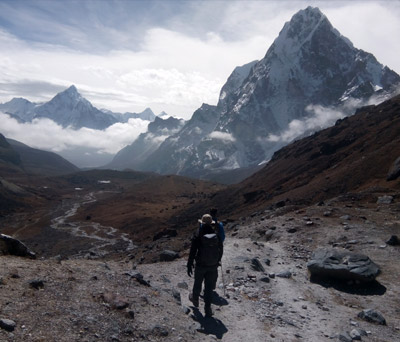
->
[192,265,218,306]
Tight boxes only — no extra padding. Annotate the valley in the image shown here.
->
[1,5,400,342]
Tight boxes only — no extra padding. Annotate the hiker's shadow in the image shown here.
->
[191,308,228,340]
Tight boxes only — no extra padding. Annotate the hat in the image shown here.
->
[198,214,215,225]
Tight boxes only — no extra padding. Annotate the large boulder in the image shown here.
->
[307,249,380,282]
[0,234,36,259]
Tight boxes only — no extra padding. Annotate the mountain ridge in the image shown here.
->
[121,6,400,181]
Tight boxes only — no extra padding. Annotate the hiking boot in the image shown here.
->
[189,293,199,307]
[204,305,213,318]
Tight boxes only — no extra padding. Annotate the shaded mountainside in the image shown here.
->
[7,138,79,176]
[209,94,400,218]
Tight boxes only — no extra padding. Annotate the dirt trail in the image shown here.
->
[137,201,400,341]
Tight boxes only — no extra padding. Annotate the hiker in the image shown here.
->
[187,214,223,317]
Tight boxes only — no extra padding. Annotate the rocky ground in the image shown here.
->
[1,189,400,342]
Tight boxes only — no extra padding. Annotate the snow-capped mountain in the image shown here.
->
[0,98,37,122]
[107,107,157,123]
[33,85,118,129]
[0,86,157,130]
[107,116,185,170]
[127,6,400,179]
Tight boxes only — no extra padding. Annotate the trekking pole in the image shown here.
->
[220,262,227,298]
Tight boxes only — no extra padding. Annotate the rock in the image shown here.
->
[337,331,352,342]
[124,271,151,286]
[152,324,169,337]
[387,156,400,181]
[0,318,16,332]
[386,235,400,246]
[340,215,351,220]
[276,271,292,278]
[287,228,297,233]
[182,305,191,315]
[101,292,129,310]
[260,276,270,283]
[307,249,380,282]
[29,279,45,290]
[358,309,386,325]
[265,230,274,241]
[153,229,177,241]
[377,195,393,204]
[349,329,363,340]
[264,258,271,266]
[159,250,179,262]
[177,282,188,289]
[0,234,36,258]
[250,258,265,272]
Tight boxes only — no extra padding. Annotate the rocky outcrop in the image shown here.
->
[0,234,36,259]
[307,249,380,282]
[358,309,386,325]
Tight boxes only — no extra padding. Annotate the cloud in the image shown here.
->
[0,112,149,155]
[266,106,345,143]
[265,87,400,145]
[208,131,236,142]
[0,0,399,122]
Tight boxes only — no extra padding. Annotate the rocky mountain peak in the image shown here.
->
[52,85,86,106]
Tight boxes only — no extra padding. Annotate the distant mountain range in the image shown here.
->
[108,6,400,182]
[1,6,399,183]
[0,85,157,130]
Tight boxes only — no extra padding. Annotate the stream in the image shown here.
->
[50,191,136,258]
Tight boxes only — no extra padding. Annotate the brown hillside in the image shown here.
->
[207,94,400,218]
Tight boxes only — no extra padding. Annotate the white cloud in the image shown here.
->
[0,112,148,155]
[208,131,236,142]
[266,106,345,143]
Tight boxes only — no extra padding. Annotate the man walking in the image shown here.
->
[187,214,223,317]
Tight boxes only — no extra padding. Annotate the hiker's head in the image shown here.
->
[210,208,218,217]
[198,214,215,225]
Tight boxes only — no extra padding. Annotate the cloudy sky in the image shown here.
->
[0,0,399,167]
[0,0,399,119]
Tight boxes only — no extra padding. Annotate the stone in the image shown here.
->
[260,276,270,283]
[377,195,393,204]
[29,279,45,289]
[125,271,151,286]
[386,235,400,246]
[387,156,400,181]
[337,331,352,342]
[0,234,36,258]
[264,258,271,266]
[177,282,188,289]
[101,292,129,310]
[307,249,380,282]
[250,258,265,272]
[358,309,386,325]
[152,324,168,337]
[276,271,292,278]
[287,228,297,233]
[159,250,179,262]
[0,318,16,332]
[349,329,362,340]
